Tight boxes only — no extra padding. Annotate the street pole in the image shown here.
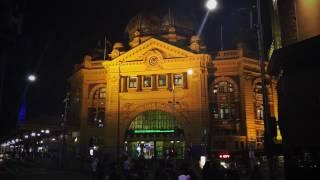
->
[172,83,175,125]
[256,0,275,179]
[117,61,121,167]
[61,92,70,167]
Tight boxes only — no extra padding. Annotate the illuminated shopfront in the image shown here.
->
[124,110,185,159]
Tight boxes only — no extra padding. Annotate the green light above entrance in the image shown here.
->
[133,129,175,134]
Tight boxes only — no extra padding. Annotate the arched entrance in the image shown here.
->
[124,110,185,159]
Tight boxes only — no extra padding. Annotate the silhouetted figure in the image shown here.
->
[108,162,121,180]
[250,164,262,180]
[202,160,212,180]
[97,155,106,180]
[226,163,240,180]
[178,161,197,180]
[91,157,99,180]
[154,160,176,180]
[202,159,225,180]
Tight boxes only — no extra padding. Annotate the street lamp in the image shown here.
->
[117,60,122,165]
[201,0,218,156]
[198,0,218,38]
[18,73,38,124]
[255,0,275,179]
[206,0,218,11]
[27,74,37,82]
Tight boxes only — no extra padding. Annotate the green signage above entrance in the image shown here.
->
[133,129,175,134]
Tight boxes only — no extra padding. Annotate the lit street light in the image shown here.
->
[198,0,218,36]
[199,0,219,156]
[206,0,218,11]
[18,73,38,124]
[27,74,37,82]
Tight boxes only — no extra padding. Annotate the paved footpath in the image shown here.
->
[0,160,91,180]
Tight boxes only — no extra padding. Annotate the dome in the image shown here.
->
[161,8,197,35]
[125,8,198,40]
[125,12,161,39]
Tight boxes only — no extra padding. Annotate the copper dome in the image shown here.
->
[125,8,198,40]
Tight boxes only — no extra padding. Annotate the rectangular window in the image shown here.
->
[174,74,183,87]
[129,76,137,88]
[256,105,264,120]
[143,75,152,88]
[158,74,167,87]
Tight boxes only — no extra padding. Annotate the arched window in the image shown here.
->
[211,81,238,120]
[129,110,178,130]
[88,86,106,128]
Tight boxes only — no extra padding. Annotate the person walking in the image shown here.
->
[91,156,99,180]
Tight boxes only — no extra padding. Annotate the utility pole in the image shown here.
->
[169,82,179,129]
[117,61,121,167]
[256,0,275,179]
[61,92,70,167]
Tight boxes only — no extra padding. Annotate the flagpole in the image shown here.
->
[103,36,107,60]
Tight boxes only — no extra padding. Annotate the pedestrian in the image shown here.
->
[97,155,106,180]
[202,159,212,180]
[250,163,262,180]
[178,160,197,180]
[123,155,132,178]
[91,156,99,180]
[227,162,240,180]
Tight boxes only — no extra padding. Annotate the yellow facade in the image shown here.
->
[69,42,277,157]
[68,10,278,158]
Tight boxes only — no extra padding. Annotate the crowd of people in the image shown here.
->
[88,153,262,180]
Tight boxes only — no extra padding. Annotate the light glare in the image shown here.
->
[27,74,37,82]
[206,0,218,10]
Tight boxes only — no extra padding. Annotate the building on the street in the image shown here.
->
[68,8,278,160]
[268,0,320,179]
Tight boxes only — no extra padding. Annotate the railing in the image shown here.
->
[214,49,243,60]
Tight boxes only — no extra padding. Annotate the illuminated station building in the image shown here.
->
[68,9,279,159]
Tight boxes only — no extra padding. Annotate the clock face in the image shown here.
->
[148,56,159,66]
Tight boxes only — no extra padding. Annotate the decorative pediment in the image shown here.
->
[113,38,195,63]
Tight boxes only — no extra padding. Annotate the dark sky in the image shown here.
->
[1,0,272,137]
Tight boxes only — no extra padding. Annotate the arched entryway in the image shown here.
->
[124,110,185,159]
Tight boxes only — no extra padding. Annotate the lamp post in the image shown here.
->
[198,0,218,37]
[18,73,37,124]
[256,0,275,179]
[204,0,218,157]
[60,92,70,167]
[168,75,181,159]
[117,60,122,166]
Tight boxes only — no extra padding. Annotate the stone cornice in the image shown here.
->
[106,38,194,62]
[102,38,202,69]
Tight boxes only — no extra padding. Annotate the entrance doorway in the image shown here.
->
[125,140,185,159]
[125,110,185,159]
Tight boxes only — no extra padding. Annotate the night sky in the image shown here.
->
[1,0,271,137]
